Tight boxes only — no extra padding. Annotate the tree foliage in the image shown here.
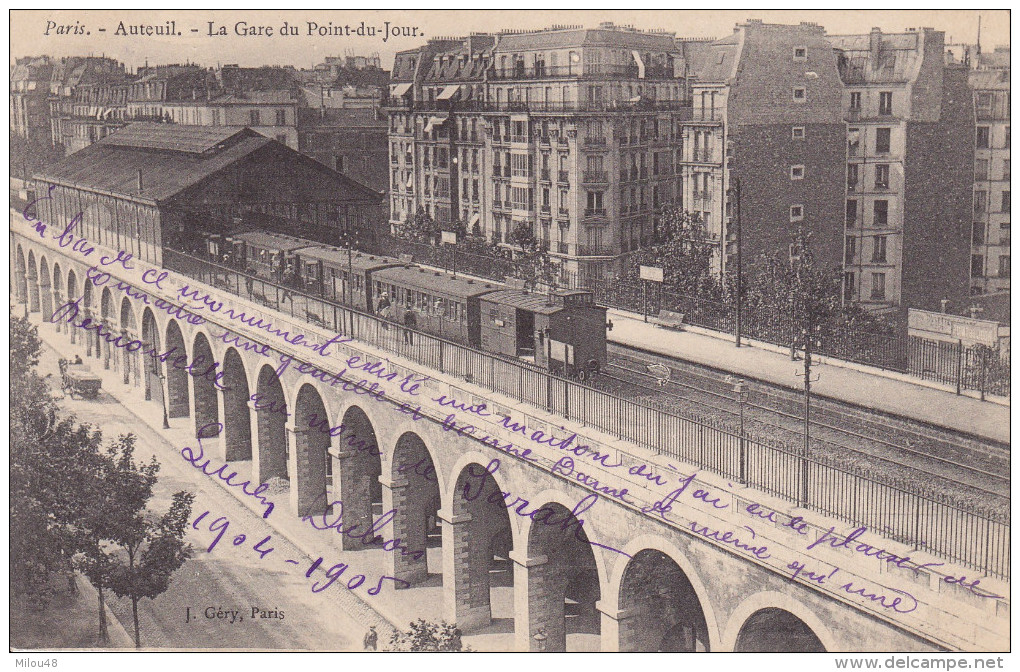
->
[631,206,721,297]
[387,619,469,652]
[10,132,66,180]
[394,207,440,244]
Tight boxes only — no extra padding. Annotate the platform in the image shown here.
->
[607,308,1011,445]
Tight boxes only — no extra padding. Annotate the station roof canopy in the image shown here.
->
[35,122,382,207]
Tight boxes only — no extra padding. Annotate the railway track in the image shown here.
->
[602,343,1010,506]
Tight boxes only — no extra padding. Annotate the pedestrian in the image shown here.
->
[245,265,256,296]
[376,292,391,330]
[363,625,378,651]
[403,304,417,345]
[282,261,295,304]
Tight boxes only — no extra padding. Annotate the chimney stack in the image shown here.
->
[137,170,144,193]
[870,27,883,62]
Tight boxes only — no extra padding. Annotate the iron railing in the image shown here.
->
[162,247,1010,580]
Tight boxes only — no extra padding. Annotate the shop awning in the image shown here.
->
[424,115,448,134]
[391,82,412,97]
[438,84,461,101]
[632,50,645,79]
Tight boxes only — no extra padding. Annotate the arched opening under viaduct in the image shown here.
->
[734,608,827,653]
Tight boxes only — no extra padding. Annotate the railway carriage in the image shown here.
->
[291,245,401,312]
[226,230,312,282]
[370,265,500,347]
[479,289,608,377]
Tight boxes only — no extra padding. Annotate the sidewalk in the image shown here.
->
[31,316,515,652]
[607,309,1011,445]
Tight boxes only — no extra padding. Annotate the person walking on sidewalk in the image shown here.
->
[363,625,378,651]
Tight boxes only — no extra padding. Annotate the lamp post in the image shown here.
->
[731,176,743,348]
[732,379,749,483]
[158,369,170,429]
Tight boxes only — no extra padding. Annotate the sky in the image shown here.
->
[10,9,1010,71]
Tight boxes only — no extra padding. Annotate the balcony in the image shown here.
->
[510,134,530,144]
[584,136,607,147]
[584,207,607,218]
[503,166,512,178]
[845,108,863,122]
[576,243,615,256]
[691,149,712,163]
[492,134,507,145]
[557,135,569,146]
[583,170,608,184]
[640,168,649,180]
[539,135,550,146]
[540,168,551,182]
[558,170,570,183]
[540,204,551,214]
[557,241,569,254]
[558,207,570,217]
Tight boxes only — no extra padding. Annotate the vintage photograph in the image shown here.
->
[8,9,1011,659]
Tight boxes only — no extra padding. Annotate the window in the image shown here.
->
[793,47,807,60]
[1002,191,1010,212]
[792,87,806,102]
[878,92,893,115]
[792,126,805,140]
[847,128,860,156]
[275,108,286,125]
[844,271,856,302]
[586,191,604,213]
[977,127,990,149]
[975,158,989,181]
[873,200,888,226]
[972,254,984,276]
[249,109,261,125]
[849,92,862,110]
[870,272,886,300]
[876,128,891,154]
[974,191,987,214]
[1000,222,1011,246]
[847,164,859,191]
[872,235,887,262]
[790,205,804,222]
[973,221,986,244]
[790,165,805,180]
[845,236,856,264]
[846,199,858,226]
[875,164,890,189]
[1004,159,1011,181]
[1006,127,1010,148]
[999,256,1010,278]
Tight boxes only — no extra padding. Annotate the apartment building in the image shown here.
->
[386,25,702,281]
[695,20,847,278]
[969,48,1010,295]
[11,56,55,144]
[830,27,974,314]
[160,90,300,149]
[47,56,129,152]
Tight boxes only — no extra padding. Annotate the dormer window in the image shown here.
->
[793,47,807,60]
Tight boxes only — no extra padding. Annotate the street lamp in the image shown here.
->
[158,368,170,429]
[732,379,749,483]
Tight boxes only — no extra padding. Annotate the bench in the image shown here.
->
[651,310,686,331]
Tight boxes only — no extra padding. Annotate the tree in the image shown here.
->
[10,313,43,378]
[395,207,440,244]
[632,206,721,297]
[97,437,195,648]
[10,131,66,180]
[386,619,469,652]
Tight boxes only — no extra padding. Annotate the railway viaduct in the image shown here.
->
[11,224,1010,653]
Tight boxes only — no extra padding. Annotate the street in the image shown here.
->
[36,340,384,650]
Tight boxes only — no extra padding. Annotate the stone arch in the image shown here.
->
[66,269,79,344]
[616,548,711,651]
[254,364,289,486]
[38,256,52,320]
[120,297,140,386]
[100,287,116,370]
[333,404,383,551]
[291,383,332,517]
[522,493,606,651]
[27,250,39,312]
[387,430,442,586]
[726,592,835,653]
[446,456,516,633]
[14,244,28,305]
[221,347,252,463]
[191,332,219,438]
[164,319,190,418]
[141,308,163,405]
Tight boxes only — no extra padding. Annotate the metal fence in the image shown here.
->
[164,249,1010,580]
